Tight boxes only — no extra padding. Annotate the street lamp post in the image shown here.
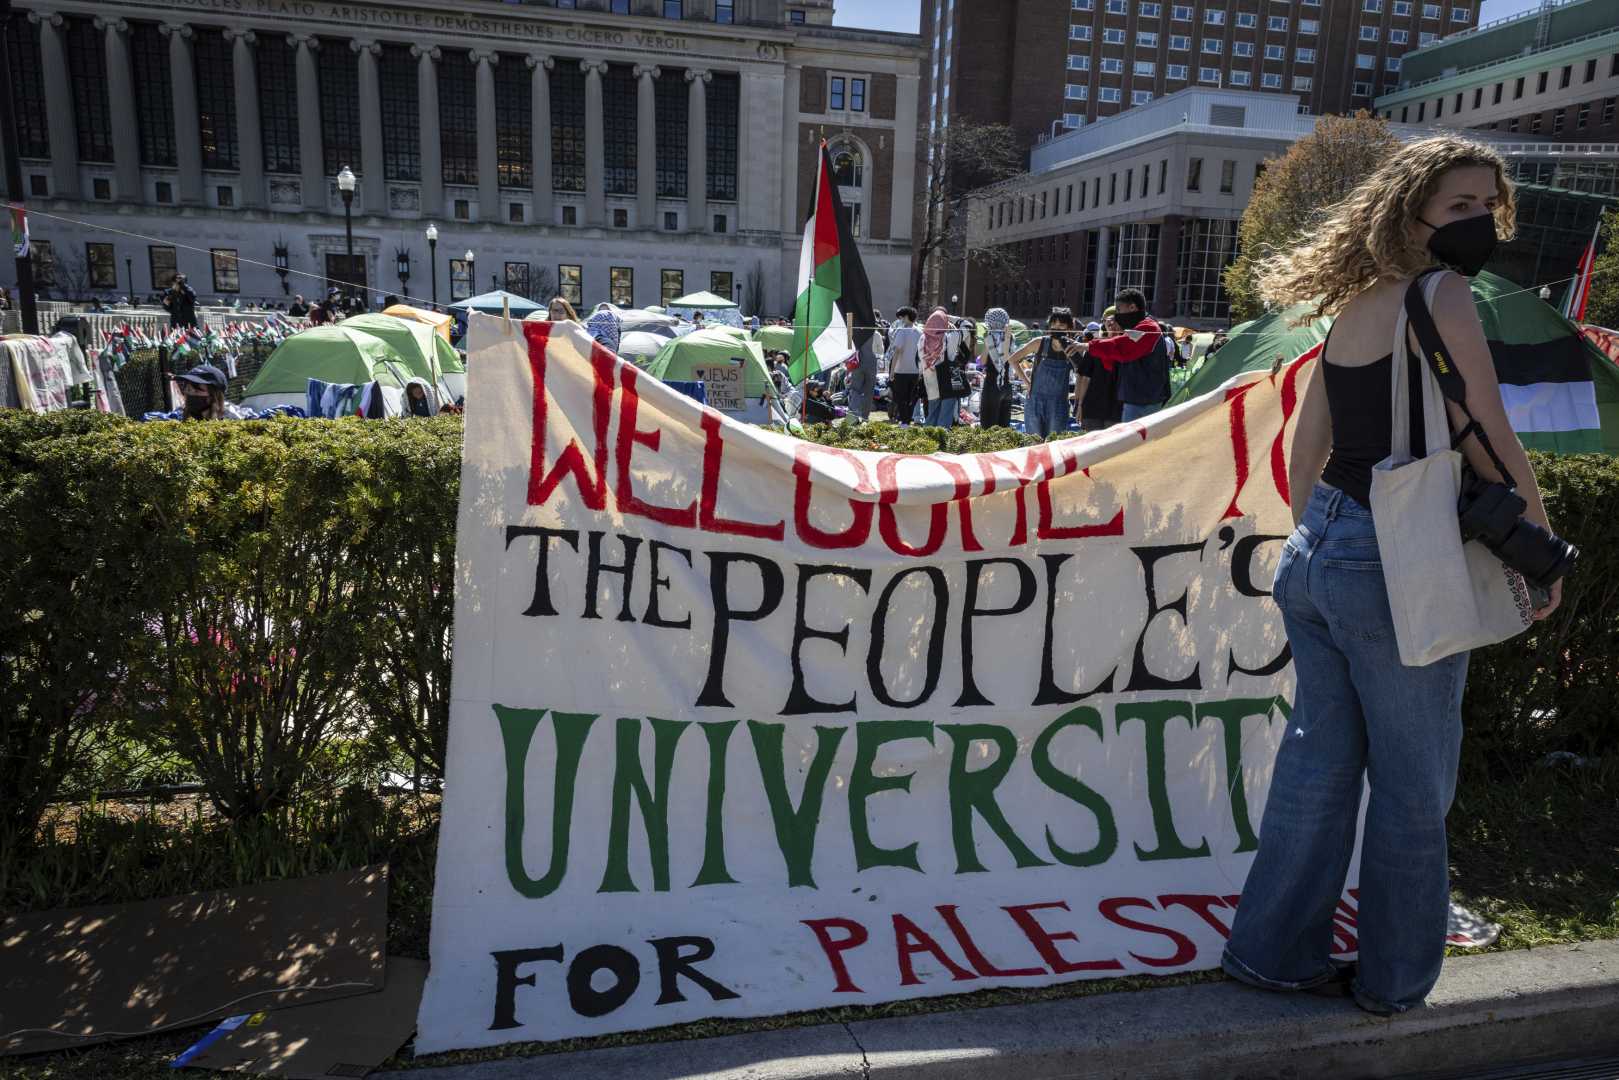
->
[465,250,476,300]
[425,223,438,310]
[125,256,134,304]
[336,165,356,305]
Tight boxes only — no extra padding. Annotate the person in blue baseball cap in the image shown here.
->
[173,364,247,420]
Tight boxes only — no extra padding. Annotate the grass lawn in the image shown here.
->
[2,758,1614,1080]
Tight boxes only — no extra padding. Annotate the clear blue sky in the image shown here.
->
[833,0,1551,35]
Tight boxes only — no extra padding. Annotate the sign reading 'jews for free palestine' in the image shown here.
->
[417,318,1356,1053]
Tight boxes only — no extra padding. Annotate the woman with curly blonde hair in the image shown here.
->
[1222,136,1561,1016]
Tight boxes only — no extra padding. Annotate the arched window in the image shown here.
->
[826,135,872,239]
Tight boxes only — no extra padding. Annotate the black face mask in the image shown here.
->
[183,394,210,419]
[1420,213,1497,277]
[1114,310,1145,330]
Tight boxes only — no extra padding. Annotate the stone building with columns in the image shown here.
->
[3,0,923,315]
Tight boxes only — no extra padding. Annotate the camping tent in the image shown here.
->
[240,326,409,411]
[753,324,798,356]
[341,312,466,404]
[447,290,544,318]
[382,304,454,344]
[667,290,742,328]
[644,328,778,423]
[1167,271,1619,455]
[617,331,668,362]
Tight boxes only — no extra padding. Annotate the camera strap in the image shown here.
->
[1402,273,1519,490]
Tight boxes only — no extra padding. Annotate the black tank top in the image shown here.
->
[1319,330,1425,508]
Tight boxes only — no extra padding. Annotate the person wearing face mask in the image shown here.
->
[978,308,1026,429]
[172,364,251,420]
[1220,136,1563,1019]
[1071,288,1164,423]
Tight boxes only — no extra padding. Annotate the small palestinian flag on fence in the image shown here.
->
[786,142,875,383]
[10,206,27,259]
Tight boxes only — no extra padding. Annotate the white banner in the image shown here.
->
[417,316,1357,1053]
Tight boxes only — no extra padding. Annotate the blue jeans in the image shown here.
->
[1121,400,1163,421]
[1025,359,1072,438]
[925,396,958,427]
[1223,483,1467,1015]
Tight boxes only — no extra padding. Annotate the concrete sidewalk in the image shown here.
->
[381,940,1619,1079]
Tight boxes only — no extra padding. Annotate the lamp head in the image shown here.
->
[465,249,475,262]
[425,222,438,242]
[336,165,357,193]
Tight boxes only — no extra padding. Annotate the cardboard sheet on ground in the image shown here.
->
[0,867,387,1056]
[172,956,426,1078]
[419,317,1365,1053]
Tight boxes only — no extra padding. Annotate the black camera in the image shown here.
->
[1456,470,1578,590]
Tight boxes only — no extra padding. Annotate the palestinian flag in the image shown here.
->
[10,206,27,258]
[1560,217,1602,322]
[787,143,875,383]
[1473,271,1619,454]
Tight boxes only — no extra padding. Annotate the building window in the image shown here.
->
[1602,98,1615,126]
[1422,2,1440,16]
[1363,0,1381,10]
[1585,58,1597,83]
[209,248,239,292]
[149,245,178,290]
[1102,58,1123,73]
[1104,28,1125,44]
[1109,173,1117,203]
[706,72,738,201]
[663,211,678,230]
[258,37,300,174]
[92,177,111,200]
[1,29,43,163]
[1530,114,1541,133]
[64,17,113,164]
[830,75,845,110]
[1265,45,1283,60]
[371,47,419,182]
[1066,184,1074,213]
[716,0,734,22]
[1394,0,1411,12]
[438,50,478,186]
[1300,18,1318,33]
[1493,83,1502,104]
[193,29,238,170]
[788,9,806,23]
[506,262,531,297]
[664,0,684,17]
[86,243,117,289]
[1202,39,1222,54]
[30,240,54,287]
[661,269,684,304]
[1100,86,1122,102]
[510,202,526,223]
[1293,75,1312,91]
[1106,0,1127,12]
[1514,77,1524,99]
[655,72,688,198]
[850,77,866,112]
[495,56,532,189]
[318,37,361,178]
[1069,55,1091,71]
[1297,48,1316,63]
[1576,103,1589,130]
[216,185,234,207]
[1137,32,1158,48]
[1559,65,1571,90]
[602,65,637,195]
[1167,63,1188,80]
[1452,4,1470,20]
[1352,81,1373,97]
[1359,26,1378,41]
[1133,90,1153,104]
[1537,71,1548,94]
[1175,217,1238,320]
[1219,159,1236,194]
[453,198,470,220]
[1230,71,1251,86]
[1268,16,1289,30]
[1198,66,1220,83]
[1553,110,1565,135]
[558,264,582,307]
[605,266,633,306]
[449,258,471,301]
[129,22,174,166]
[1356,53,1376,70]
[154,180,171,202]
[1070,25,1092,41]
[1205,9,1224,24]
[1187,157,1202,191]
[1073,0,1094,9]
[612,0,630,10]
[1170,34,1191,50]
[1233,41,1253,57]
[613,208,629,227]
[1064,111,1085,128]
[709,270,733,300]
[551,61,585,192]
[1134,61,1156,76]
[1140,1,1162,16]
[1172,4,1192,18]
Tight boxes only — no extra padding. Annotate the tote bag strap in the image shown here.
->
[1387,285,1416,463]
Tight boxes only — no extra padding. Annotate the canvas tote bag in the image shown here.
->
[1368,272,1533,667]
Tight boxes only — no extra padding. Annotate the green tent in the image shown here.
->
[241,326,408,407]
[644,328,778,421]
[341,312,465,380]
[1166,271,1619,455]
[754,324,798,355]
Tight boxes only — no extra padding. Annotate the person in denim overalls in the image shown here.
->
[1006,306,1081,438]
[1221,136,1563,1016]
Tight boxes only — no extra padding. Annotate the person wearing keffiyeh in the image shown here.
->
[586,308,622,356]
[920,308,961,428]
[978,307,1025,429]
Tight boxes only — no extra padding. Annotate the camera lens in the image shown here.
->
[1495,522,1578,590]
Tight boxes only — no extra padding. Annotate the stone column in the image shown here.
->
[1153,214,1182,318]
[33,12,79,198]
[1092,225,1112,305]
[685,68,710,233]
[98,17,141,203]
[225,29,264,208]
[526,54,554,224]
[291,34,325,211]
[582,59,607,227]
[162,23,203,205]
[413,45,442,218]
[473,50,499,221]
[889,73,920,242]
[779,65,800,235]
[634,64,658,229]
[353,39,385,214]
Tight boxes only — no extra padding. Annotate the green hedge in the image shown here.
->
[1,413,1613,849]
